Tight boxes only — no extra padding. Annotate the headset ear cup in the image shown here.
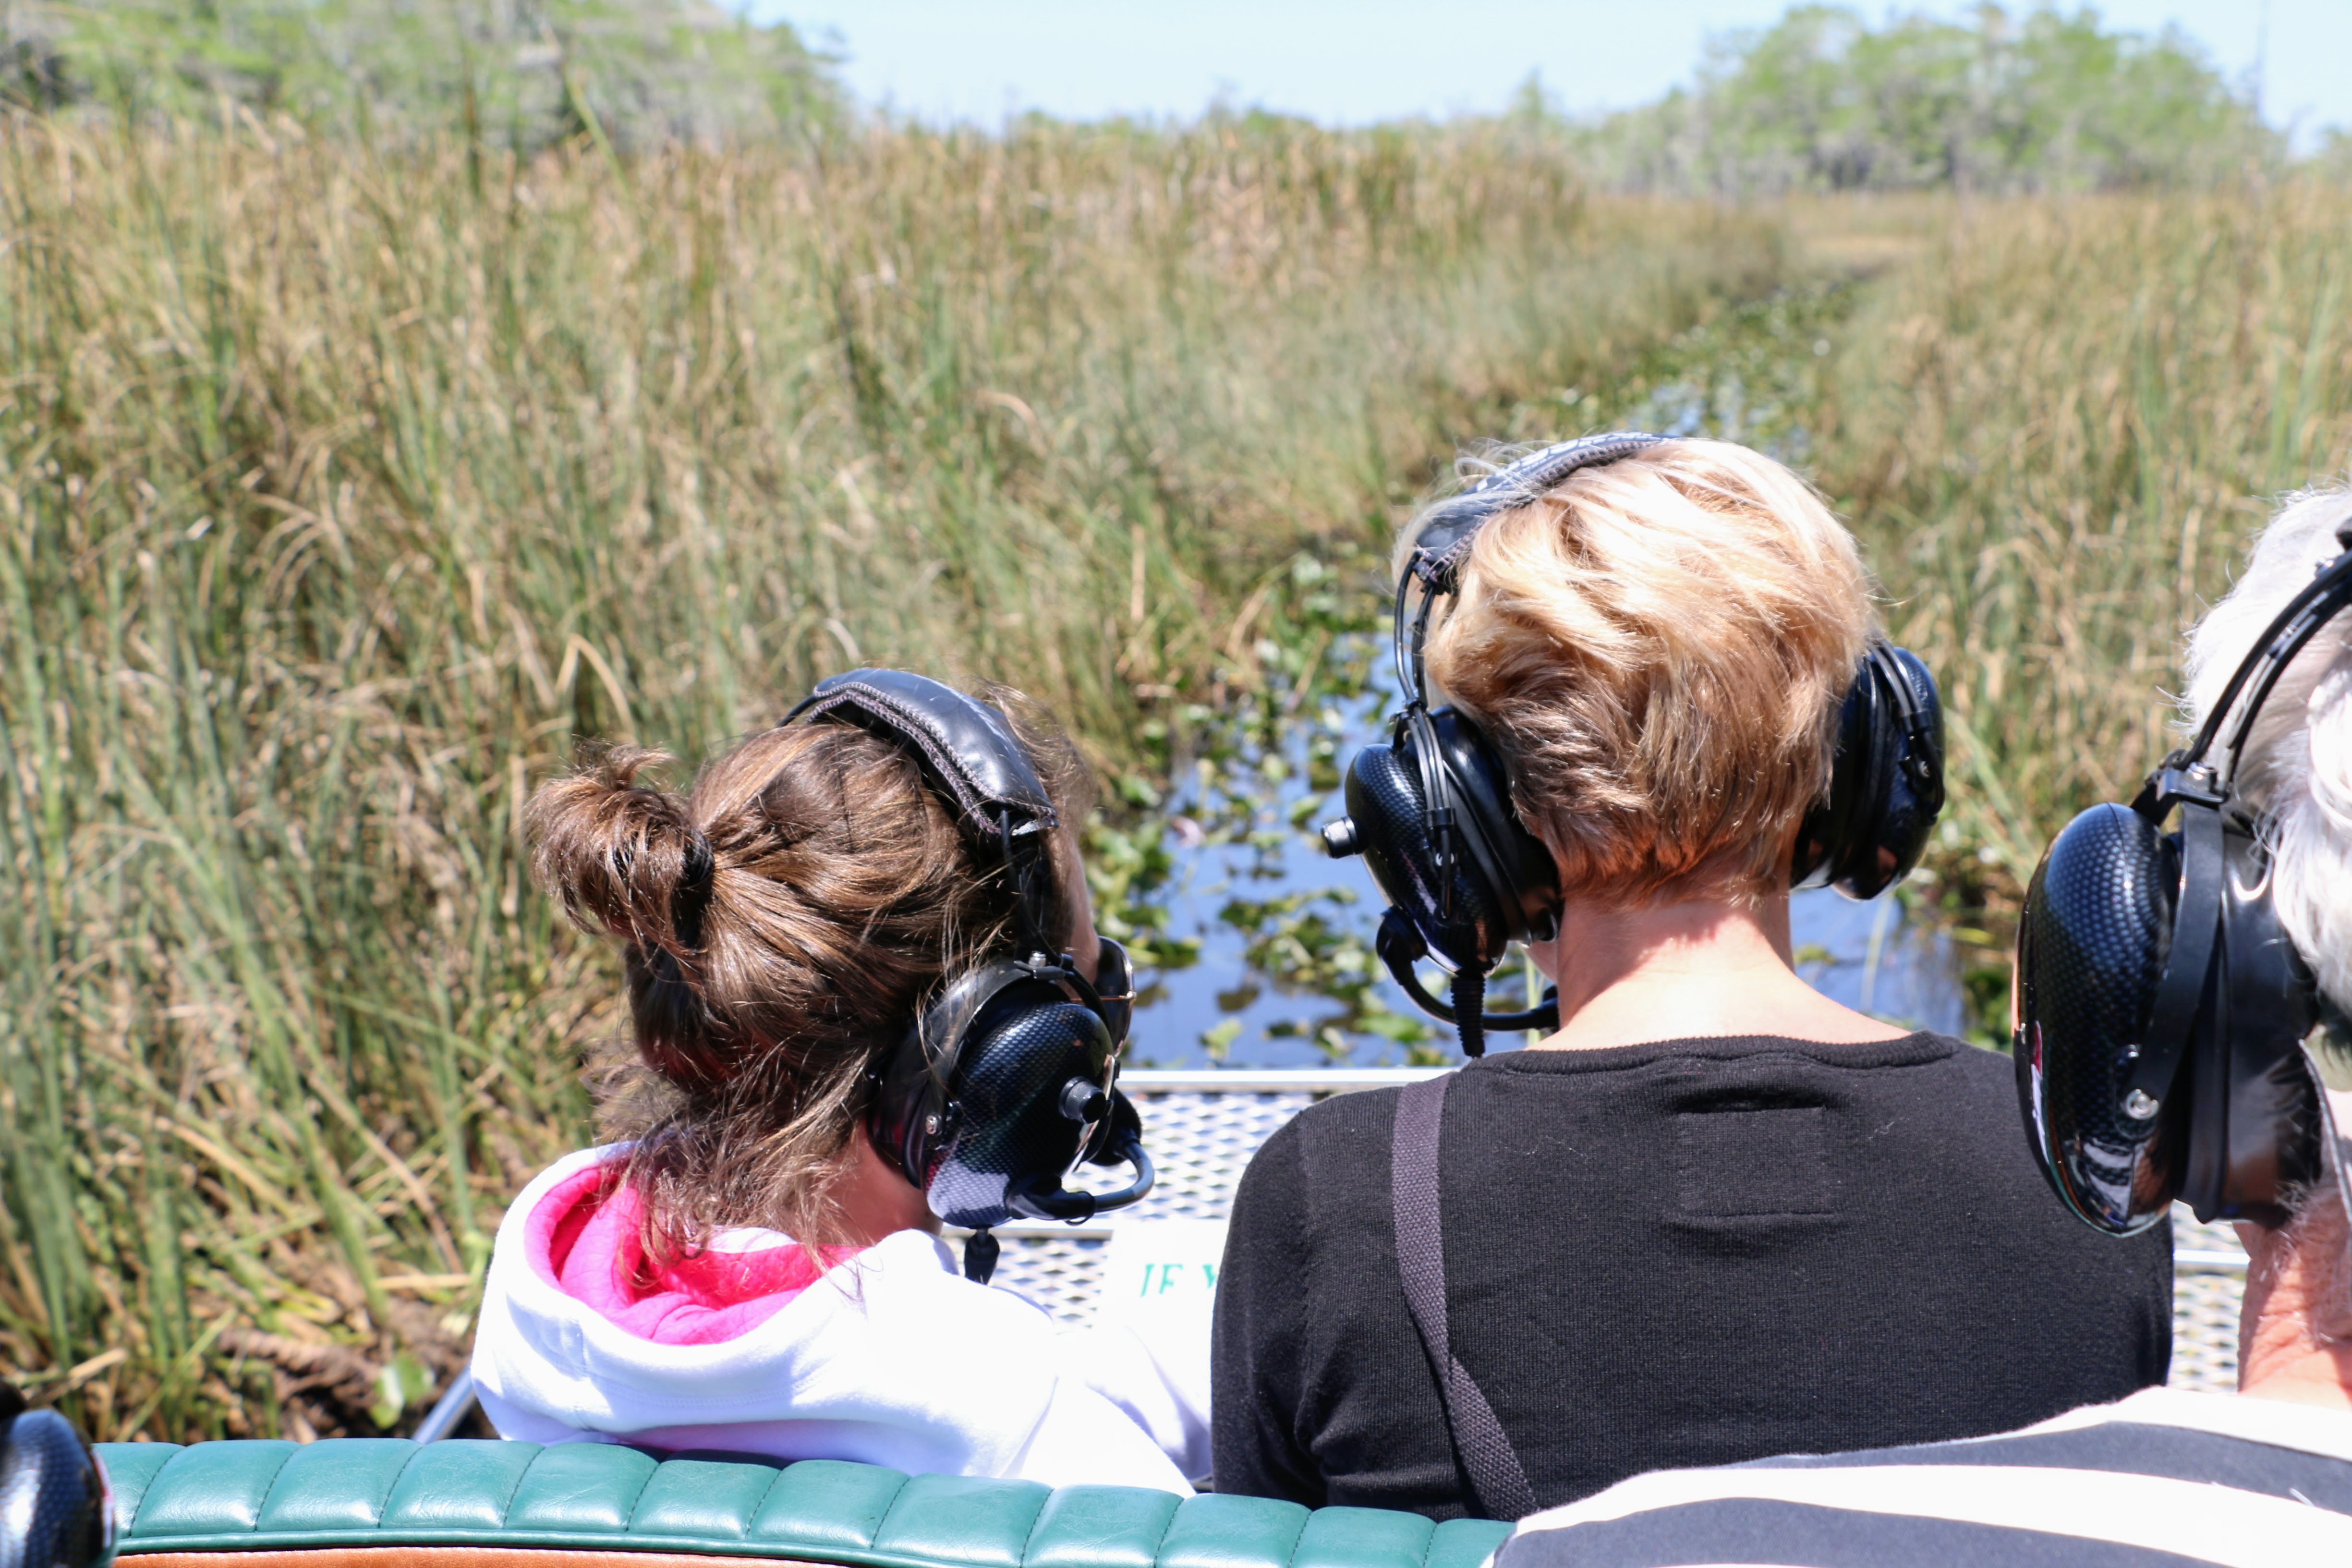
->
[868,1032,947,1193]
[2013,802,2183,1234]
[870,960,1034,1192]
[923,987,1113,1229]
[1862,646,1945,892]
[1839,656,1897,894]
[1427,709,1560,951]
[1794,644,1946,900]
[2190,815,2321,1225]
[1340,712,1549,978]
[2009,537,2352,1241]
[1344,730,1491,972]
[1792,661,1873,890]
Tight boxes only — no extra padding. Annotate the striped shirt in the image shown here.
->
[1496,1387,2352,1567]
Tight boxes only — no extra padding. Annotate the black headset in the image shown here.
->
[0,1384,111,1568]
[782,669,1152,1282]
[2013,516,2352,1236]
[1321,434,1947,1057]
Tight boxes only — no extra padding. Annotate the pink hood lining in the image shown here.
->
[527,1162,858,1346]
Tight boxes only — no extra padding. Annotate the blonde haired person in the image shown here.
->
[470,681,1195,1490]
[1212,438,2171,1519]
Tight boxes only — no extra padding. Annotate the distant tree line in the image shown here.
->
[1563,4,2280,195]
[0,0,2316,193]
[1,0,840,148]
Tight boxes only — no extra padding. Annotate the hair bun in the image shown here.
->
[526,745,707,955]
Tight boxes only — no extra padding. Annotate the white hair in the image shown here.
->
[2182,480,2352,1015]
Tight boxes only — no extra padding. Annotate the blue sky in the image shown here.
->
[748,2,2347,151]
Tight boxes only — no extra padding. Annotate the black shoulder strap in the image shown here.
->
[1391,1074,1538,1520]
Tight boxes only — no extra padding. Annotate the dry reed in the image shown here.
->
[0,114,1783,1437]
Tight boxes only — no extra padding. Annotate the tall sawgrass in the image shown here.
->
[0,113,1787,1437]
[1818,189,2352,887]
[1491,189,2352,1038]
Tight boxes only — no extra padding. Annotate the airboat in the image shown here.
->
[14,1070,2246,1568]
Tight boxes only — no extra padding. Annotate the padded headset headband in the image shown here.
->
[1394,434,1666,703]
[786,669,1062,956]
[2115,520,2352,1113]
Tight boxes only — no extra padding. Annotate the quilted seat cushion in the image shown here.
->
[94,1442,1509,1568]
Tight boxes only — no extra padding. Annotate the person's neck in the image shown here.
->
[1526,888,1910,1053]
[2236,1213,2352,1413]
[837,1129,941,1246]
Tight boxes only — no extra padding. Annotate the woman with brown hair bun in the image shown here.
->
[468,673,1191,1490]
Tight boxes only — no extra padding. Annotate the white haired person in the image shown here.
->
[1496,484,2352,1563]
[1212,439,2170,1520]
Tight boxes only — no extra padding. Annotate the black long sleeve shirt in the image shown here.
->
[1210,1033,2173,1519]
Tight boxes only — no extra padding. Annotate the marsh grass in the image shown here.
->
[15,112,2344,1435]
[0,114,1786,1437]
[1821,189,2352,888]
[1541,191,2352,1035]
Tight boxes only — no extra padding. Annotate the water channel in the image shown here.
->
[1105,284,1977,1069]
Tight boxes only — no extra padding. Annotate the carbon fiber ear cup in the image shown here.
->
[922,987,1113,1230]
[871,957,1148,1248]
[2013,802,2183,1234]
[2016,797,2325,1232]
[2016,524,2352,1241]
[1427,709,1563,947]
[0,1404,112,1568]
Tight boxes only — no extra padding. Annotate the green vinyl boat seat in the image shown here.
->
[94,1441,1511,1568]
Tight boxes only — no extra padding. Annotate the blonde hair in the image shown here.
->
[1417,438,1878,907]
[2182,480,2352,1017]
[525,688,1089,1255]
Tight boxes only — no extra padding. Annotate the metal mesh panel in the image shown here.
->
[2168,1213,2247,1394]
[956,1071,2247,1386]
[2169,1272,2244,1394]
[950,1073,1380,1325]
[984,1233,1115,1325]
[1093,1086,1325,1223]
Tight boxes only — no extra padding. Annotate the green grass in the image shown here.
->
[1543,191,2352,1034]
[11,110,2349,1438]
[0,113,1788,1438]
[1822,191,2352,886]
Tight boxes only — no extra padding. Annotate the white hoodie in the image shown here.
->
[471,1146,1193,1492]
